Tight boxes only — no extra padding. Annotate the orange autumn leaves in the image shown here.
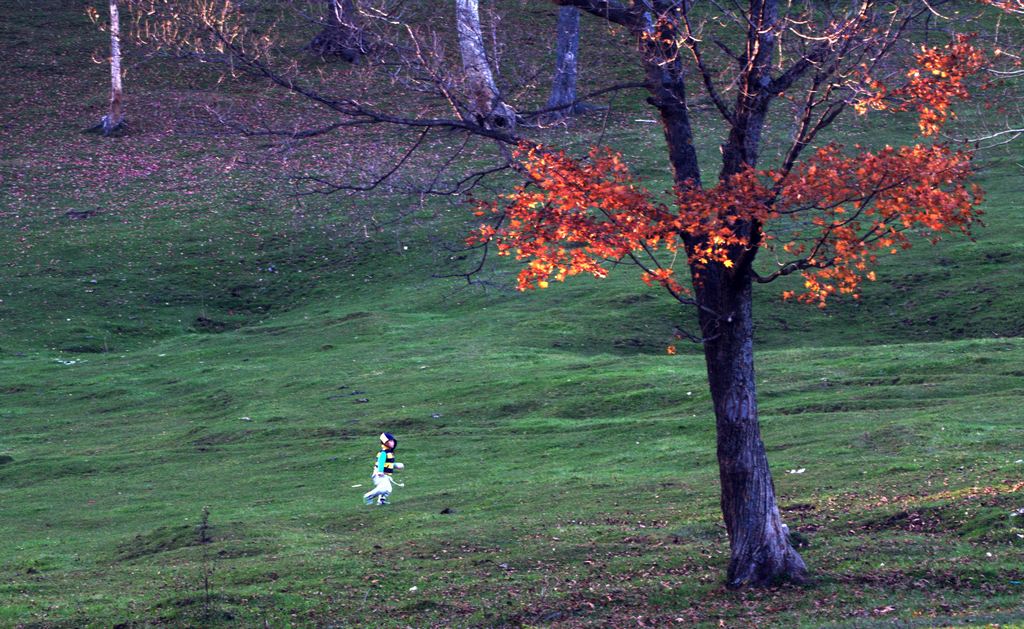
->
[855,35,987,136]
[470,142,981,309]
[978,0,1023,16]
[470,145,681,293]
[468,37,986,309]
[776,143,981,306]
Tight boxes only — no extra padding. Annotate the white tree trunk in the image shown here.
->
[103,0,124,135]
[455,0,514,131]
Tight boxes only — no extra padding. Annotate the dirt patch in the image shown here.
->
[116,521,255,561]
[192,316,231,333]
[852,425,917,454]
[117,524,207,561]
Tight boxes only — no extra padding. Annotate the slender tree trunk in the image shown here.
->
[455,0,515,131]
[544,6,581,119]
[695,266,808,588]
[307,0,365,62]
[102,0,124,135]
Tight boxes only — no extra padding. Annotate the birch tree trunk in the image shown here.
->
[455,0,515,131]
[101,0,124,135]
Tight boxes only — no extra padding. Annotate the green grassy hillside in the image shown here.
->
[1,1,1023,627]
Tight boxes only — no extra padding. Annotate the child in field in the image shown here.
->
[362,432,397,506]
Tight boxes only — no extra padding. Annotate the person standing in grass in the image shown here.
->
[363,432,397,506]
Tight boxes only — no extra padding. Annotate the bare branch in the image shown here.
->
[202,107,372,139]
[293,127,433,194]
[517,81,647,118]
[552,0,638,27]
[209,24,522,145]
[966,127,1024,146]
[680,10,735,123]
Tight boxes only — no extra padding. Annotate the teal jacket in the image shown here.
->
[375,447,395,475]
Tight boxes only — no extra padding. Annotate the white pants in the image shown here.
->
[363,473,393,502]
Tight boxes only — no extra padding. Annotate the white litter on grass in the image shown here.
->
[1016,459,1023,464]
[409,586,418,592]
[787,468,806,474]
[55,359,79,365]
[351,484,363,488]
[1010,508,1024,517]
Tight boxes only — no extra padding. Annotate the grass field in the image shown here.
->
[1,1,1023,627]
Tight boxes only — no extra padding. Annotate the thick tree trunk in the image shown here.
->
[636,2,806,588]
[455,0,515,131]
[695,267,808,588]
[697,0,805,586]
[102,0,124,135]
[307,0,365,62]
[544,6,582,119]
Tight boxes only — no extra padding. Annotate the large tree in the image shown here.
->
[456,0,516,131]
[470,0,990,587]
[126,0,1007,587]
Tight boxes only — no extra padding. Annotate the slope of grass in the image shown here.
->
[2,308,1023,626]
[1,1,1023,627]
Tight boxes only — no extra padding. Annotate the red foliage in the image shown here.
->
[470,35,988,309]
[471,141,981,308]
[468,145,680,293]
[855,35,987,136]
[774,143,982,307]
[978,0,1023,14]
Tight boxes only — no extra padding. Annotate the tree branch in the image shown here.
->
[202,107,372,139]
[517,81,647,118]
[207,23,522,145]
[293,127,433,194]
[552,0,638,27]
[680,11,735,123]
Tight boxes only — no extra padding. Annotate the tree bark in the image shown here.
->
[695,267,808,588]
[699,0,807,587]
[455,0,515,131]
[638,11,700,190]
[634,0,807,587]
[102,0,124,135]
[544,6,582,119]
[307,0,365,62]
